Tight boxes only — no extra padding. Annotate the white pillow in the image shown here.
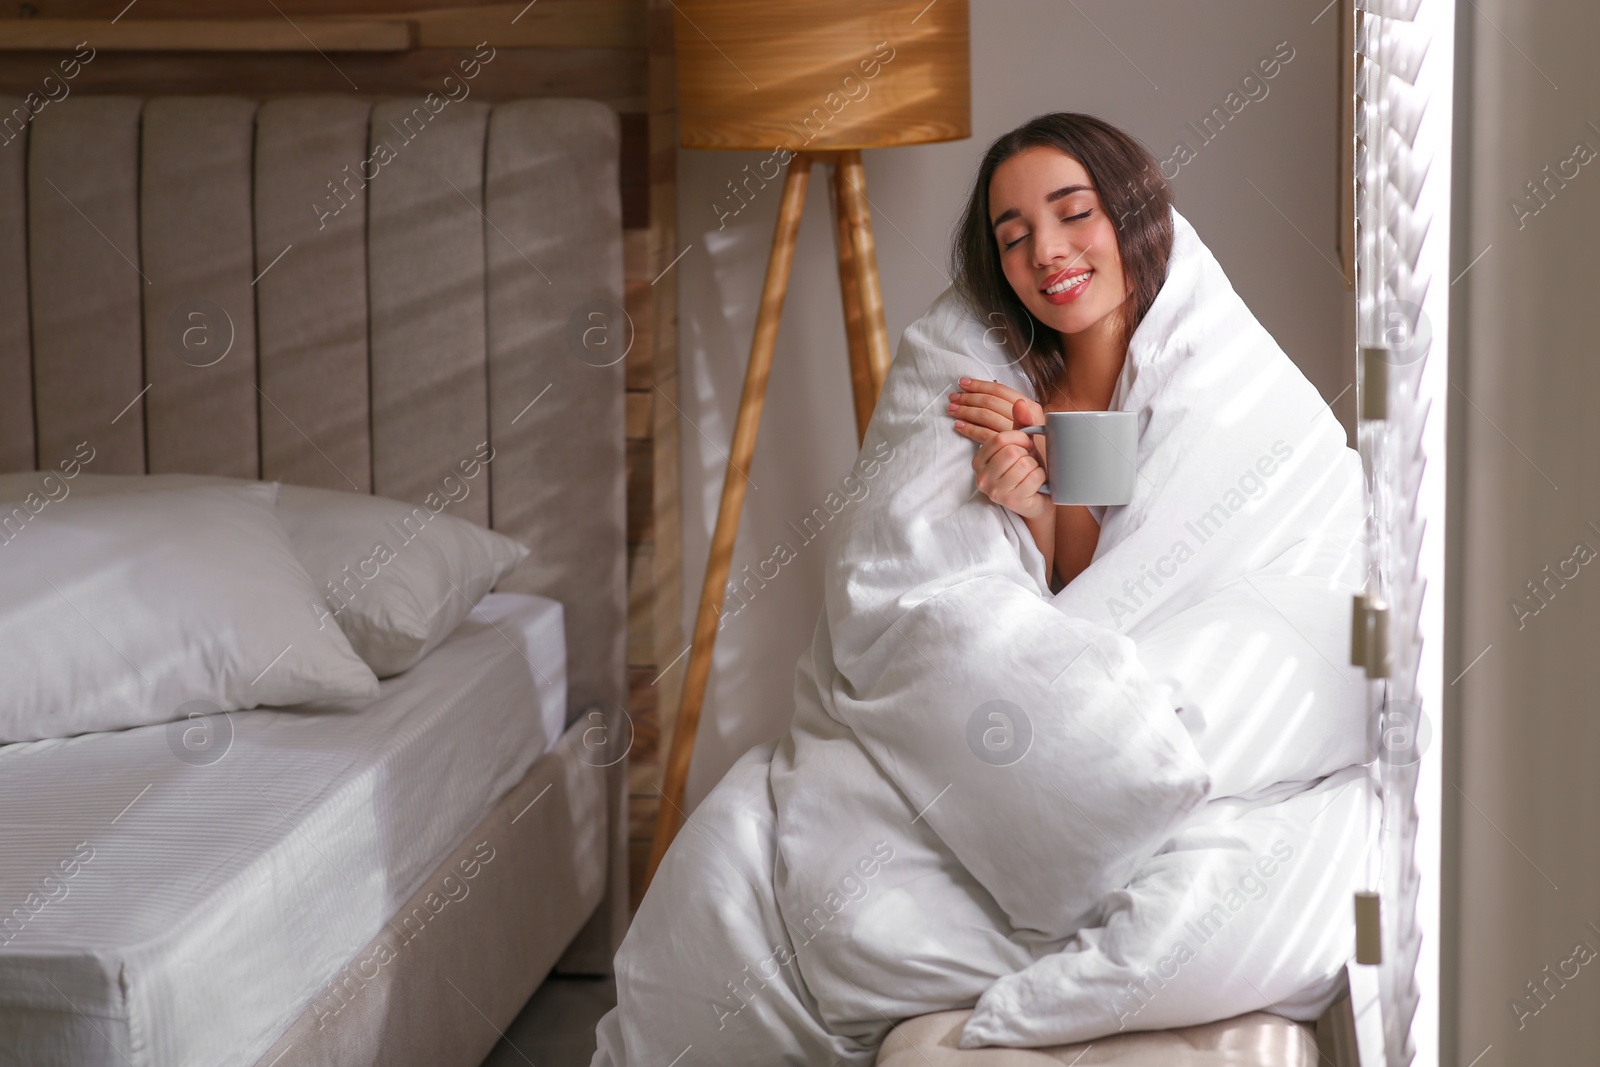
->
[0,472,530,678]
[274,483,530,676]
[0,483,380,744]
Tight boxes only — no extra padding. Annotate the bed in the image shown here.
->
[0,93,629,1067]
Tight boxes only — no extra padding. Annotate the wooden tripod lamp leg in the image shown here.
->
[833,151,893,401]
[645,153,814,890]
[832,156,875,445]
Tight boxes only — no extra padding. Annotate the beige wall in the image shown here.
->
[1446,0,1600,1062]
[672,1,1356,809]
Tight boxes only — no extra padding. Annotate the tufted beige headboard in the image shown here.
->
[0,94,627,725]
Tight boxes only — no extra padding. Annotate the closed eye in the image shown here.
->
[1001,209,1094,251]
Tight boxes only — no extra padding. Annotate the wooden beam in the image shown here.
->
[625,390,653,439]
[412,1,646,49]
[632,0,681,912]
[619,110,649,227]
[16,1,480,13]
[0,1,647,50]
[0,48,646,105]
[0,18,414,52]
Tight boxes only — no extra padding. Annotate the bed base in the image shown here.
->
[251,714,623,1067]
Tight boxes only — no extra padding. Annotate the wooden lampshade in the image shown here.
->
[673,0,971,151]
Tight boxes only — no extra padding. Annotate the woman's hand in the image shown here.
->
[949,378,1051,521]
[947,377,1045,437]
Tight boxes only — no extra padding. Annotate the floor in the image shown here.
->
[479,975,617,1067]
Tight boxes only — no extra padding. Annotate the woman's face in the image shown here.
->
[988,146,1129,338]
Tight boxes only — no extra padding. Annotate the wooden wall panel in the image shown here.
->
[627,0,683,909]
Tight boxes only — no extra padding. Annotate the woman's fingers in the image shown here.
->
[994,445,1044,494]
[983,449,1046,513]
[948,391,1014,432]
[950,405,1009,433]
[972,427,1028,465]
[960,421,1049,512]
[950,382,1024,418]
[958,377,1026,406]
[952,419,998,446]
[950,378,1046,433]
[997,428,1041,468]
[998,454,1049,499]
[959,421,1048,515]
[973,430,1035,485]
[960,422,1049,518]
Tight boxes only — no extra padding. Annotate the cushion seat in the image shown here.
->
[876,1010,1319,1066]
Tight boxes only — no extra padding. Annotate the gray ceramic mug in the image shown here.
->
[1021,410,1139,506]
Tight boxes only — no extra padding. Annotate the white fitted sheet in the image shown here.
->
[0,592,567,1067]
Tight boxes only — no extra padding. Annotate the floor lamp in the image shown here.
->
[646,0,971,888]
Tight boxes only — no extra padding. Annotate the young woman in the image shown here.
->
[593,113,1368,1066]
[943,113,1173,591]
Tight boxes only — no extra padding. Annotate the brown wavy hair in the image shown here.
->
[951,112,1174,404]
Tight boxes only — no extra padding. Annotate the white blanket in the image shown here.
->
[593,207,1372,1065]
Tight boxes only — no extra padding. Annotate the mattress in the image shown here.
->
[0,592,568,1067]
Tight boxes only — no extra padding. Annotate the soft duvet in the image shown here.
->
[593,207,1373,1065]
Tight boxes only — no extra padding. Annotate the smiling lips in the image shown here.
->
[1040,267,1092,305]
